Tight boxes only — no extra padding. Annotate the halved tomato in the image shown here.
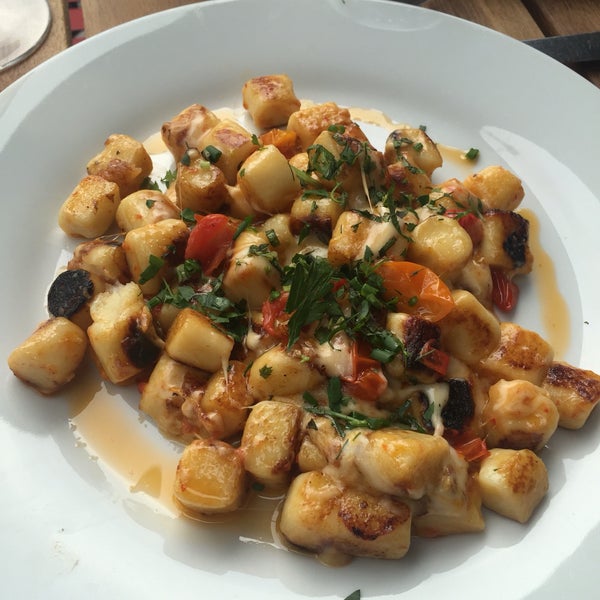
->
[377,261,455,322]
[184,213,238,275]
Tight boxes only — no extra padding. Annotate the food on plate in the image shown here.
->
[7,73,600,564]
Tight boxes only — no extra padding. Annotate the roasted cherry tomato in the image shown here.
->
[259,128,300,159]
[491,267,519,312]
[184,213,238,275]
[342,342,388,403]
[445,430,490,462]
[377,261,455,322]
[457,213,484,246]
[261,292,290,340]
[418,339,450,376]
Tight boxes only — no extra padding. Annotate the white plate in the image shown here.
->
[1,1,599,598]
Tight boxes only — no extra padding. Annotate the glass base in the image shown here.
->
[0,0,52,72]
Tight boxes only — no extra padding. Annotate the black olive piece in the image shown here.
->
[442,378,475,430]
[47,269,94,318]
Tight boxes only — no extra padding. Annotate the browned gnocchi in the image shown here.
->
[7,73,600,566]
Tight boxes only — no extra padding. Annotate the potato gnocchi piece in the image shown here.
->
[478,209,533,276]
[161,103,220,162]
[116,189,180,231]
[290,188,346,235]
[165,307,234,374]
[385,160,435,197]
[406,215,473,277]
[482,379,559,451]
[308,129,386,198]
[200,119,256,184]
[439,289,501,365]
[542,361,600,429]
[193,360,255,440]
[287,102,354,150]
[58,175,120,238]
[247,345,325,399]
[413,472,484,538]
[463,165,524,212]
[279,470,412,560]
[426,178,482,217]
[174,439,247,514]
[260,214,299,266]
[296,435,329,473]
[139,352,209,442]
[451,256,493,308]
[62,241,130,329]
[241,399,302,488]
[478,448,548,523]
[68,239,130,291]
[238,144,301,215]
[8,317,88,395]
[176,157,229,214]
[86,133,153,198]
[328,209,412,266]
[242,74,301,129]
[384,127,443,177]
[327,210,370,266]
[122,218,189,296]
[478,322,554,385]
[385,312,443,381]
[87,282,163,384]
[347,429,460,500]
[222,228,281,309]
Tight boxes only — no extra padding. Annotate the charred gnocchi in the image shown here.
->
[8,74,599,567]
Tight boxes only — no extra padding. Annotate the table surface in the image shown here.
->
[1,0,599,91]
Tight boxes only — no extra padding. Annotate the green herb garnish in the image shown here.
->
[465,147,479,160]
[201,145,222,163]
[138,254,164,284]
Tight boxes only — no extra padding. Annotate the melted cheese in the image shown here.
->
[311,332,353,379]
[394,383,450,437]
[362,218,400,257]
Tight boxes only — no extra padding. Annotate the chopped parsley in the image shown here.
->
[180,207,197,225]
[141,177,161,191]
[303,377,422,437]
[259,365,273,379]
[138,254,164,284]
[161,169,177,188]
[201,145,222,163]
[279,252,406,367]
[147,265,248,342]
[233,215,253,240]
[265,229,280,247]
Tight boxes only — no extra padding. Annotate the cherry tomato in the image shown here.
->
[491,267,519,312]
[184,214,238,275]
[443,210,484,246]
[377,261,455,322]
[259,129,300,159]
[261,292,290,340]
[446,430,490,462]
[342,342,388,403]
[418,339,450,376]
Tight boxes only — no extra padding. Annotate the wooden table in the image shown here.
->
[422,0,600,87]
[1,0,599,92]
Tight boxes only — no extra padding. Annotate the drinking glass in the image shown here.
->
[0,0,52,72]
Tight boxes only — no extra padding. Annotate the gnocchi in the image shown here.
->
[8,74,600,567]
